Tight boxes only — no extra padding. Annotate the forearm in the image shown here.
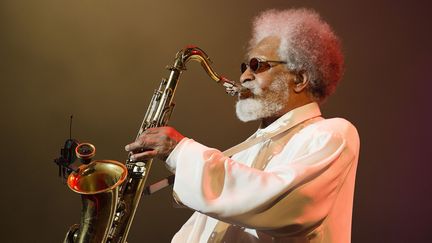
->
[166,133,350,229]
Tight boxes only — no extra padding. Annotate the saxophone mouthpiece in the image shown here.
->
[219,77,252,98]
[220,76,241,97]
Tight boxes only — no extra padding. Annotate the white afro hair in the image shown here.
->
[250,8,344,101]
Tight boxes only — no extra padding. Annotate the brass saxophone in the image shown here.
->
[63,46,238,243]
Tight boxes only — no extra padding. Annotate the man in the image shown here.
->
[126,8,359,243]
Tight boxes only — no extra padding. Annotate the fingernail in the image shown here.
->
[125,145,129,151]
[130,155,135,161]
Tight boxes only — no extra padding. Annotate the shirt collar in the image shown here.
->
[254,102,321,137]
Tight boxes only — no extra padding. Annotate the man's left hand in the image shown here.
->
[125,127,185,161]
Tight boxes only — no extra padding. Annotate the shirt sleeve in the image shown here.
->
[165,120,359,231]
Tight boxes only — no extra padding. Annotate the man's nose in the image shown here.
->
[240,68,255,84]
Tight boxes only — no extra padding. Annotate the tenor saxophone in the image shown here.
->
[63,46,238,243]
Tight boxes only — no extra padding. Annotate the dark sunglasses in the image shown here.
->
[241,57,287,74]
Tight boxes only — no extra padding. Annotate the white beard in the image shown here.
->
[235,74,290,122]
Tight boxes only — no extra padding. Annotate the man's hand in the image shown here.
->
[125,127,185,161]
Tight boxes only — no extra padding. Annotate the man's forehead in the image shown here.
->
[247,36,281,59]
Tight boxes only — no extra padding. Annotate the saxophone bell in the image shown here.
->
[65,159,128,243]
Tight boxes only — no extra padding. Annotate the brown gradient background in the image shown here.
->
[1,0,431,242]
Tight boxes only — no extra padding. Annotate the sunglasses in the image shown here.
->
[241,57,287,74]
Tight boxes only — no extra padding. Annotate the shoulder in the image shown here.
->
[314,118,358,135]
[296,118,359,147]
[309,117,360,151]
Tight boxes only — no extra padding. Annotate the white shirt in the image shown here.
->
[166,102,360,243]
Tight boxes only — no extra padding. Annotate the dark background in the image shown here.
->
[1,0,431,242]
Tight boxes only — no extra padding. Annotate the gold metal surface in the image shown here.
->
[67,160,127,195]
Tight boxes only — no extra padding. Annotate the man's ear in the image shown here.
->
[293,71,309,93]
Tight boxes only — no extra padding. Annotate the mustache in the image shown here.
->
[238,87,253,99]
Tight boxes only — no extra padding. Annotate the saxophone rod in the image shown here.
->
[143,175,175,196]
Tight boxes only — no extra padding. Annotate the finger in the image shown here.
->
[125,127,163,152]
[125,140,146,152]
[130,150,158,161]
[144,127,159,134]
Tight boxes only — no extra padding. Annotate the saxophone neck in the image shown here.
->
[174,46,240,96]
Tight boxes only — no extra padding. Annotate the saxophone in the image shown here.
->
[62,46,239,243]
